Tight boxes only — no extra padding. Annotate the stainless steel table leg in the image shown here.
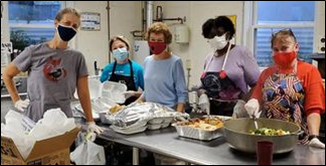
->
[133,147,139,165]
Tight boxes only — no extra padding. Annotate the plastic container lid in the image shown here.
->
[102,81,127,104]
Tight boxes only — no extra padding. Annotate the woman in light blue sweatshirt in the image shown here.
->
[136,22,188,113]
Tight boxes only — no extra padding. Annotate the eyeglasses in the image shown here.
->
[271,28,297,41]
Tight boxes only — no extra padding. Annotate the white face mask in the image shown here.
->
[207,33,228,50]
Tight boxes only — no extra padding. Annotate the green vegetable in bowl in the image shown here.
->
[249,128,290,136]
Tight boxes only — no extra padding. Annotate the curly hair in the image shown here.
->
[202,16,236,40]
[146,22,173,44]
[202,18,216,39]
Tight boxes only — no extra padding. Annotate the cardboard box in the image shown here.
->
[1,128,80,165]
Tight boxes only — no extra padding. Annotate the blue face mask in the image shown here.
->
[112,48,129,62]
[57,24,77,42]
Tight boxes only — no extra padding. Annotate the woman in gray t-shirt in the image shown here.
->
[2,8,103,134]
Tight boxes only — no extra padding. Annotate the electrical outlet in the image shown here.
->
[318,35,325,53]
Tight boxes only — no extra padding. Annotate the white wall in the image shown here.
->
[154,1,244,87]
[314,1,325,53]
[73,1,109,75]
[1,1,9,42]
[70,1,142,75]
[109,1,142,61]
[1,1,10,74]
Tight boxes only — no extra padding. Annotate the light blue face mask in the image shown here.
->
[112,48,129,62]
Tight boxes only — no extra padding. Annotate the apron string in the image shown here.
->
[204,42,232,73]
[221,42,232,71]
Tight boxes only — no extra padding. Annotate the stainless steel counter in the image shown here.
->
[99,126,325,165]
[2,98,324,165]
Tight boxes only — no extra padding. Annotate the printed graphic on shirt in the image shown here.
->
[43,57,67,82]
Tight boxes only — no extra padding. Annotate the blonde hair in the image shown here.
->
[146,22,173,44]
[55,7,81,23]
[109,35,131,52]
[271,29,297,48]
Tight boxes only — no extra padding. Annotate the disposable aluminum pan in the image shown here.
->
[174,125,223,141]
[110,120,148,135]
[148,122,171,130]
[173,120,224,141]
[110,125,147,135]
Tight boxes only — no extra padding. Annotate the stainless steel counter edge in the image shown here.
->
[98,129,215,165]
[98,126,325,165]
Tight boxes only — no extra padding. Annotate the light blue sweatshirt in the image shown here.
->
[143,55,188,108]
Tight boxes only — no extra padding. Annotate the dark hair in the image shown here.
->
[271,29,297,48]
[202,16,236,40]
[202,19,215,39]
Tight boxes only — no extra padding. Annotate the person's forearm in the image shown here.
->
[176,103,185,113]
[77,77,94,122]
[78,90,93,122]
[3,75,20,103]
[307,113,321,136]
[3,64,22,103]
[242,85,256,102]
[134,92,142,98]
[135,95,145,103]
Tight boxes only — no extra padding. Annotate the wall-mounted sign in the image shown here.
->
[80,12,101,31]
[1,42,12,66]
[227,15,237,29]
[1,42,12,53]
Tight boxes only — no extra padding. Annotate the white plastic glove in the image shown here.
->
[87,122,104,134]
[309,138,325,149]
[232,100,247,118]
[199,94,210,114]
[244,99,261,118]
[14,99,30,112]
[123,91,139,99]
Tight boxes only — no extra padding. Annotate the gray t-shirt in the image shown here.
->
[203,45,260,93]
[13,43,88,122]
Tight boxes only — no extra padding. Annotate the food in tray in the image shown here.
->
[249,128,290,136]
[179,118,224,131]
[109,104,125,113]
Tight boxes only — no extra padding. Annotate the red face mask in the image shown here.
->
[273,51,297,68]
[148,42,166,55]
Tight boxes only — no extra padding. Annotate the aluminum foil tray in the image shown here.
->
[173,117,224,141]
[174,125,223,141]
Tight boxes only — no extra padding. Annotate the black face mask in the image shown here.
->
[57,24,77,42]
